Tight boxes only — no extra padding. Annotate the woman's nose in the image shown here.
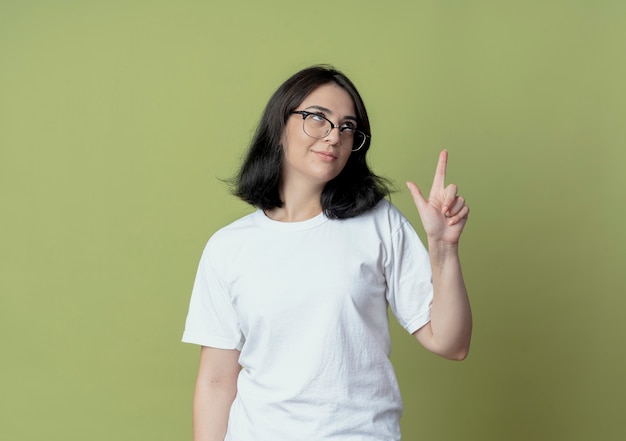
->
[324,126,341,145]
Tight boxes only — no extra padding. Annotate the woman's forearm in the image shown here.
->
[415,241,472,360]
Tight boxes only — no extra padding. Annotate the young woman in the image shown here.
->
[183,65,472,441]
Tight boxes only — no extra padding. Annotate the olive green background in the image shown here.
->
[1,1,624,440]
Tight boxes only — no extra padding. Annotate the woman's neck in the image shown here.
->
[265,184,323,222]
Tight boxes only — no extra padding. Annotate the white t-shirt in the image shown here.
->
[183,199,433,440]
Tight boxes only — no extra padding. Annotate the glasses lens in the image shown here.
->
[301,112,367,151]
[352,130,366,151]
[303,113,331,138]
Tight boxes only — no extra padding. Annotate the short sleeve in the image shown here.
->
[385,219,433,335]
[182,246,244,350]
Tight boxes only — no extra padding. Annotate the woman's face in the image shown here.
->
[280,83,356,190]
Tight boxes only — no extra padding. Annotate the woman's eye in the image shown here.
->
[311,114,325,122]
[341,124,355,132]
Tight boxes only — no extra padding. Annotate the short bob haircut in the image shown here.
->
[233,65,390,219]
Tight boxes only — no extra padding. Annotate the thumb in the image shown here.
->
[406,181,428,211]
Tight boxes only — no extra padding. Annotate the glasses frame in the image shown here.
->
[291,110,369,152]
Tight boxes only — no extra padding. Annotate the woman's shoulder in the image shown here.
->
[342,198,412,237]
[203,210,262,251]
[363,198,409,224]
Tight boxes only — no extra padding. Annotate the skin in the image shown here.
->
[192,347,240,441]
[407,150,472,360]
[192,86,472,441]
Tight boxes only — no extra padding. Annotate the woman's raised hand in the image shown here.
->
[406,150,469,245]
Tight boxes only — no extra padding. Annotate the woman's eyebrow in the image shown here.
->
[304,105,357,122]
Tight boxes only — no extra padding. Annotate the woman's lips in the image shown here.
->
[313,150,337,161]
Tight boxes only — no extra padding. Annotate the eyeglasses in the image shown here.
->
[291,110,369,152]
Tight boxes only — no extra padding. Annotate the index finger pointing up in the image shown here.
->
[430,149,448,193]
